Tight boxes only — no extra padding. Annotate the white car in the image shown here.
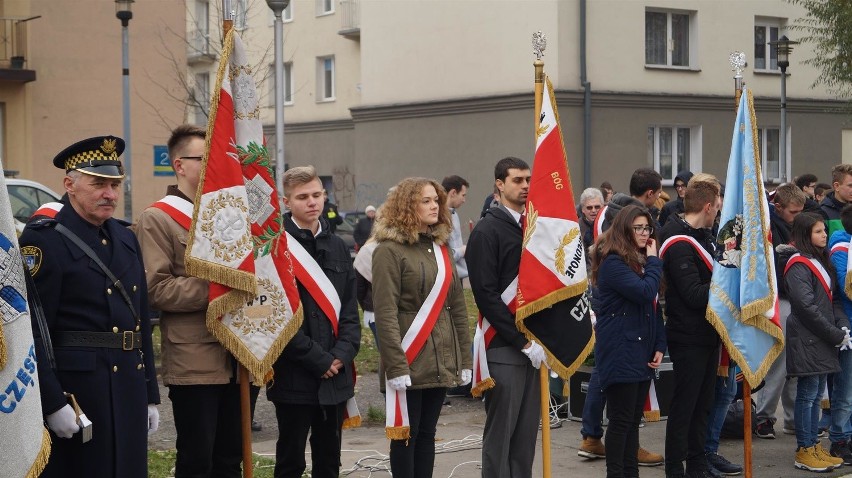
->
[6,178,61,234]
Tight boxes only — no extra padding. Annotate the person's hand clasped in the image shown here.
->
[322,359,344,379]
[387,375,412,391]
[522,340,547,369]
[46,404,80,439]
[648,351,664,369]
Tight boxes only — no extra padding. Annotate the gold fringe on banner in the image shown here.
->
[471,377,495,399]
[343,415,362,430]
[25,428,51,478]
[0,322,6,369]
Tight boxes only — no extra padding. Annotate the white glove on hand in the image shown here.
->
[840,327,852,351]
[46,404,80,439]
[387,375,412,391]
[147,404,160,435]
[460,369,472,386]
[522,340,547,369]
[362,311,375,329]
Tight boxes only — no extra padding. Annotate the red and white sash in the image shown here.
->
[285,230,360,427]
[592,205,608,241]
[830,241,850,257]
[471,276,517,398]
[784,253,832,300]
[659,234,713,271]
[385,243,453,440]
[151,195,194,230]
[31,201,63,219]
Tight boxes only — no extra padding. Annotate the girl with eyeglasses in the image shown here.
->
[590,204,666,478]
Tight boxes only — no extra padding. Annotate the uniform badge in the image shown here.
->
[21,245,42,276]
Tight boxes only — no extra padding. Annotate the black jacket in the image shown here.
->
[267,215,360,405]
[659,215,719,347]
[769,204,793,299]
[466,205,528,350]
[353,216,374,247]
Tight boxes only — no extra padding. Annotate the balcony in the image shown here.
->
[187,29,217,64]
[338,0,359,39]
[0,16,40,83]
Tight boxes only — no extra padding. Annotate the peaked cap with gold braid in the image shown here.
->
[52,135,126,179]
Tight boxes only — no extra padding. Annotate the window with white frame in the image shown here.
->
[757,127,788,182]
[234,0,247,30]
[754,20,782,71]
[647,126,701,182]
[268,62,293,106]
[193,72,210,125]
[645,10,693,68]
[317,0,334,16]
[284,2,292,21]
[317,56,335,101]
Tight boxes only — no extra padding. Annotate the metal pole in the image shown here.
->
[780,65,787,182]
[273,9,285,194]
[121,21,132,221]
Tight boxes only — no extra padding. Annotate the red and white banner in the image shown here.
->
[185,29,302,381]
[515,76,594,378]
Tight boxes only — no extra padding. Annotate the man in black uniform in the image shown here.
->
[322,189,343,234]
[21,136,160,478]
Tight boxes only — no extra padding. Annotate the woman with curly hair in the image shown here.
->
[591,204,666,478]
[372,177,472,478]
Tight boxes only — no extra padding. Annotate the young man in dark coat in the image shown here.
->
[268,166,360,478]
[22,136,160,478]
[659,175,724,478]
[658,170,694,226]
[467,156,543,478]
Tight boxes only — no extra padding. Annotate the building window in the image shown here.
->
[193,72,210,125]
[758,127,788,182]
[317,56,335,101]
[284,2,293,21]
[268,62,293,106]
[645,10,692,67]
[647,126,701,182]
[754,20,781,71]
[234,0,247,30]
[317,0,334,16]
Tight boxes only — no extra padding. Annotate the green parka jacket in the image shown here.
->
[372,219,472,389]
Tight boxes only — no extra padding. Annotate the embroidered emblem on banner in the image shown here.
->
[201,192,250,262]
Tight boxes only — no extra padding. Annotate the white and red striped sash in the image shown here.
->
[784,253,832,300]
[285,231,360,426]
[471,276,518,398]
[659,234,713,271]
[285,231,342,336]
[31,201,63,219]
[385,243,453,440]
[150,195,194,230]
[592,205,608,241]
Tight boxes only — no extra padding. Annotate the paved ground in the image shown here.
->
[149,372,852,477]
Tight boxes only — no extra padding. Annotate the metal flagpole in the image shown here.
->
[266,0,289,195]
[218,5,254,477]
[532,31,552,478]
[730,50,752,478]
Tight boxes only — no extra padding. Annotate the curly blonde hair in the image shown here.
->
[374,177,452,245]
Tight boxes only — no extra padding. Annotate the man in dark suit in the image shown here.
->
[21,136,160,478]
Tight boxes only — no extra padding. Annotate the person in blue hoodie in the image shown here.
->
[828,203,852,463]
[591,205,666,478]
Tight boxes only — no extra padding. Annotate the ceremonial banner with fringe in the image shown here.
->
[515,76,594,379]
[186,29,302,381]
[0,162,50,478]
[706,87,783,387]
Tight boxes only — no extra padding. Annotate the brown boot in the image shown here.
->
[578,436,605,459]
[637,446,664,466]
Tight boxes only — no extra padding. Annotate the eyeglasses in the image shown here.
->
[179,156,203,161]
[584,205,602,211]
[632,225,654,235]
[674,184,686,190]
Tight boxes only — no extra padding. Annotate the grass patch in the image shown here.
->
[148,450,276,478]
[366,404,386,424]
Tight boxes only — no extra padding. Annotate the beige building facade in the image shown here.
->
[216,0,849,224]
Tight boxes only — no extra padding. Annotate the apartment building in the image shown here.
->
[186,0,849,217]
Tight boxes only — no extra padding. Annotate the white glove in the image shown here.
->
[362,311,375,329]
[147,404,159,435]
[460,369,472,386]
[46,404,80,439]
[840,327,852,351]
[387,375,412,391]
[522,340,547,369]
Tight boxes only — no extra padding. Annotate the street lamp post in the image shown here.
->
[116,0,134,221]
[266,0,290,197]
[769,35,799,182]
